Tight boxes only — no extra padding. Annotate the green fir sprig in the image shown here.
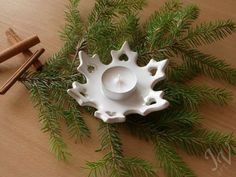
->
[20,0,236,176]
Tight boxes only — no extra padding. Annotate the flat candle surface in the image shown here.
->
[101,66,137,93]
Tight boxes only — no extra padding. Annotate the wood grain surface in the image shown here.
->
[0,0,236,177]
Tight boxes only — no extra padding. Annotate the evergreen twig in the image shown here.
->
[182,20,236,47]
[154,137,197,177]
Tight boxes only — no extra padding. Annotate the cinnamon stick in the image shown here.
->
[0,34,40,63]
[5,28,43,70]
[0,48,45,95]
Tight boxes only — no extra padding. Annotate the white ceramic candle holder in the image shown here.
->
[67,41,169,123]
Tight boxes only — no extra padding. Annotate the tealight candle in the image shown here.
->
[101,66,137,100]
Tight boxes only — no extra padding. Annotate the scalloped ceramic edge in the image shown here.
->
[67,41,169,123]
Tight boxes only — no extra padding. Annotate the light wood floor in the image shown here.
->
[0,0,235,177]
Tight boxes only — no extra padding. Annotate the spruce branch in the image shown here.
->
[60,0,84,43]
[24,73,90,140]
[175,47,236,84]
[145,9,177,49]
[182,20,236,47]
[159,129,236,157]
[126,113,236,158]
[159,0,183,13]
[97,122,123,161]
[122,157,157,177]
[155,109,201,128]
[154,137,197,177]
[46,0,84,72]
[64,104,90,143]
[198,130,236,155]
[125,109,200,142]
[88,0,146,24]
[114,14,143,48]
[20,0,90,156]
[86,122,123,177]
[162,83,232,108]
[168,63,198,82]
[125,115,157,141]
[145,2,199,51]
[194,86,232,105]
[87,121,157,177]
[87,19,116,63]
[170,4,199,37]
[29,83,70,160]
[86,159,109,177]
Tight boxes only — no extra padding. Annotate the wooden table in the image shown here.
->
[0,0,235,176]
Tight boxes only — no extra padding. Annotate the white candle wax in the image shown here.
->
[101,66,137,100]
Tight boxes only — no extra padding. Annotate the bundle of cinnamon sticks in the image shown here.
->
[0,28,45,94]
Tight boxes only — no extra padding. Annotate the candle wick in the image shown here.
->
[115,74,122,91]
[117,74,121,82]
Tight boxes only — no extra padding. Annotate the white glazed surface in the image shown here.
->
[67,42,169,123]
